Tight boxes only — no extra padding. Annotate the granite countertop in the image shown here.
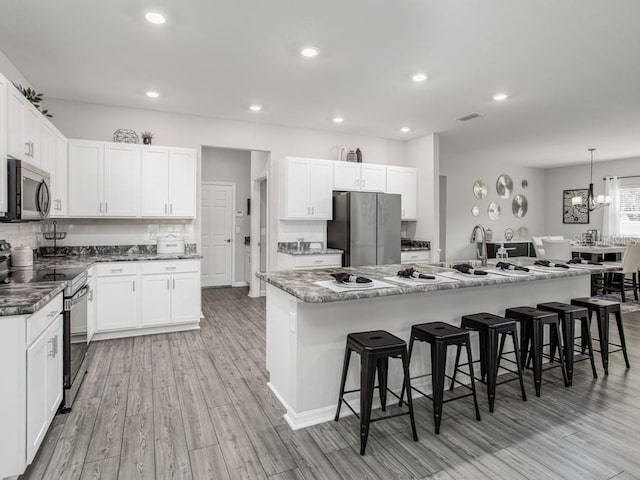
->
[257,259,618,304]
[0,282,66,316]
[277,247,344,256]
[401,246,431,252]
[0,251,202,317]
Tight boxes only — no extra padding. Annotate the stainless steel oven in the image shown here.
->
[1,158,51,222]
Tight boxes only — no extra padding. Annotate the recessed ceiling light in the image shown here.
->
[249,105,262,112]
[144,12,166,25]
[145,91,160,98]
[400,127,411,133]
[333,117,344,124]
[412,73,428,83]
[301,46,320,58]
[493,92,509,101]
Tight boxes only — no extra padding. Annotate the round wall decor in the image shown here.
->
[473,180,488,199]
[471,205,480,217]
[496,174,514,199]
[512,194,528,218]
[488,202,501,220]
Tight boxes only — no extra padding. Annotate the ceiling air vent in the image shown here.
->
[456,112,483,122]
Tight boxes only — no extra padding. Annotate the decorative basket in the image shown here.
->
[113,129,139,144]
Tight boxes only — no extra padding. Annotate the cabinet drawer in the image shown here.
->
[27,293,63,346]
[141,260,200,275]
[96,263,139,277]
[294,254,342,269]
[401,250,430,264]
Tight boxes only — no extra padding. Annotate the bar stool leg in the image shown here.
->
[582,317,598,379]
[377,357,389,411]
[562,315,575,386]
[449,344,462,391]
[398,336,415,407]
[510,328,527,402]
[485,329,498,413]
[478,330,487,381]
[520,322,530,370]
[359,354,377,455]
[401,348,418,442]
[595,308,610,375]
[465,340,481,422]
[551,321,569,387]
[431,341,447,434]
[334,346,352,421]
[614,311,631,369]
[532,321,543,396]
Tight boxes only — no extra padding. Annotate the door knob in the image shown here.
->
[226,239,232,243]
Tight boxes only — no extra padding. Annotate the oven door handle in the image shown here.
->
[65,285,90,310]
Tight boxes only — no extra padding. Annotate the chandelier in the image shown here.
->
[571,148,611,211]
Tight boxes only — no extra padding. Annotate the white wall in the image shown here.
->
[439,146,546,261]
[201,147,251,284]
[0,48,32,88]
[544,156,640,239]
[45,98,409,270]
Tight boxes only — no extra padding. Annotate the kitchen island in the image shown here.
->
[257,260,613,429]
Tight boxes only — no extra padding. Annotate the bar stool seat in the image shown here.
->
[335,330,418,455]
[571,298,630,374]
[399,321,481,434]
[505,307,569,396]
[457,313,527,412]
[537,302,597,384]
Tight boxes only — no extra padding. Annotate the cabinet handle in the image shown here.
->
[173,278,176,290]
[99,202,103,213]
[362,178,366,188]
[314,259,323,264]
[166,266,176,270]
[88,289,93,302]
[105,202,108,214]
[111,268,123,272]
[47,336,57,358]
[165,204,168,214]
[133,281,136,293]
[311,207,315,215]
[355,178,359,187]
[48,309,58,317]
[31,142,34,157]
[170,204,173,214]
[25,142,30,156]
[167,279,170,290]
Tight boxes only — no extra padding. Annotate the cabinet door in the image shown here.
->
[24,108,40,166]
[141,274,172,326]
[282,158,310,219]
[87,273,96,342]
[45,316,63,419]
[402,169,417,220]
[361,164,387,192]
[168,148,196,217]
[39,122,56,195]
[52,134,68,217]
[7,87,26,160]
[308,160,333,219]
[96,276,138,331]
[26,330,48,462]
[0,74,7,214]
[104,143,140,217]
[68,141,103,216]
[171,273,201,324]
[333,162,361,191]
[141,147,170,216]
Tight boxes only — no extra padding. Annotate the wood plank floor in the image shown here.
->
[21,287,640,479]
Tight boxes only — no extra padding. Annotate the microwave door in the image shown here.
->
[21,169,48,219]
[36,180,51,217]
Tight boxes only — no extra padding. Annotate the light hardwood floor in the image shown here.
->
[21,287,640,479]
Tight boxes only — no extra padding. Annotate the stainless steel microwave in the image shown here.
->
[1,159,51,222]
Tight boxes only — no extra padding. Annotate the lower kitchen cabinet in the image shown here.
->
[171,272,201,323]
[141,274,172,326]
[96,275,138,331]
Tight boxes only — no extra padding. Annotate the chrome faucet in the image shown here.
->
[470,225,488,266]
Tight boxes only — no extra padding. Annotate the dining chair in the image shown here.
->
[607,240,640,302]
[541,238,571,262]
[533,236,565,259]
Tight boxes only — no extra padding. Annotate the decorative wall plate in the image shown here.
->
[517,226,529,238]
[521,179,529,189]
[512,194,528,218]
[488,202,501,220]
[471,205,480,217]
[473,180,488,199]
[496,174,513,199]
[504,228,514,241]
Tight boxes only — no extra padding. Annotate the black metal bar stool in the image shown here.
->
[334,330,418,455]
[570,298,630,375]
[398,322,481,434]
[537,302,598,384]
[505,307,569,396]
[453,313,527,412]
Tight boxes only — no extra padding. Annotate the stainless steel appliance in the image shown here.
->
[1,158,51,222]
[0,265,89,410]
[327,192,401,266]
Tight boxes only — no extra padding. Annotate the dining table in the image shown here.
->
[571,244,626,295]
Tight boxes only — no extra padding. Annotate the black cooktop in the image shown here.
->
[0,267,88,285]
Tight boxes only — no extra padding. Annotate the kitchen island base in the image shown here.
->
[265,274,591,430]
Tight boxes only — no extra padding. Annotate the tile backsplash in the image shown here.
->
[0,223,42,249]
[279,220,326,243]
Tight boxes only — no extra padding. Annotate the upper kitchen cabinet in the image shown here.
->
[7,83,40,165]
[0,73,7,214]
[68,140,103,217]
[281,157,333,220]
[104,143,140,217]
[386,166,418,220]
[140,146,197,218]
[333,163,386,192]
[40,123,68,217]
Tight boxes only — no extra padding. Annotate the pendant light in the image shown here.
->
[571,148,611,211]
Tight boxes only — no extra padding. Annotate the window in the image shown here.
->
[619,183,640,236]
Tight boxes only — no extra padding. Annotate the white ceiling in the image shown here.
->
[1,0,639,167]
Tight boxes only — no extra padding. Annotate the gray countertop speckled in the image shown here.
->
[277,248,344,256]
[256,259,618,304]
[0,253,201,317]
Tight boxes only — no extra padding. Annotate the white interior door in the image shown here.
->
[201,183,234,287]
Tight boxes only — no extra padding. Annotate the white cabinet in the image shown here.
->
[169,148,197,217]
[87,268,96,343]
[40,124,68,216]
[0,73,7,214]
[141,274,172,326]
[104,143,140,217]
[6,84,40,165]
[171,273,201,323]
[68,140,103,217]
[96,275,138,331]
[26,313,62,464]
[333,163,386,192]
[281,157,333,220]
[141,147,170,216]
[277,252,343,270]
[401,250,430,264]
[386,166,418,220]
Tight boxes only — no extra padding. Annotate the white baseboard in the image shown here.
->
[91,322,200,341]
[233,281,249,287]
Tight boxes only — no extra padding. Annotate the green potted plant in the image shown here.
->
[13,83,53,118]
[141,131,154,145]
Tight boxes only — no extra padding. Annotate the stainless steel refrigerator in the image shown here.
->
[327,192,401,267]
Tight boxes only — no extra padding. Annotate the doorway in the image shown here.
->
[201,182,235,287]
